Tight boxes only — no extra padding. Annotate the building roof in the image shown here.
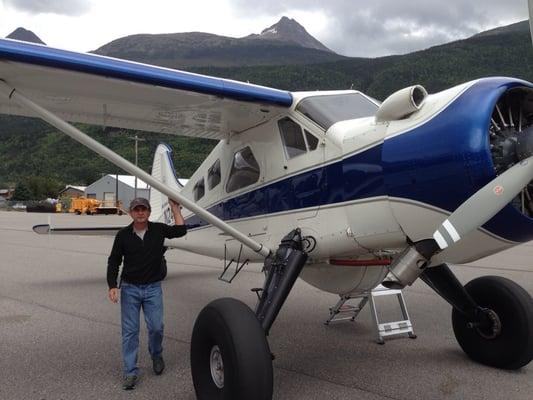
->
[58,185,86,195]
[106,175,149,189]
[66,185,87,191]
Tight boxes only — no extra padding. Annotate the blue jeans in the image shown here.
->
[120,281,164,377]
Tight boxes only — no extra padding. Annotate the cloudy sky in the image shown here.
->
[0,0,530,57]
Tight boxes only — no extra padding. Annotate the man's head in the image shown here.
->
[129,198,151,225]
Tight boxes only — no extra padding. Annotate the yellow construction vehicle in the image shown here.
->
[69,197,101,215]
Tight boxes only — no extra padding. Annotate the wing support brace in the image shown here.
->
[0,81,271,258]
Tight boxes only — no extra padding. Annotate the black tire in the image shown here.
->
[191,298,273,400]
[452,276,533,369]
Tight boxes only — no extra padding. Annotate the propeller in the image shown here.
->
[384,5,533,288]
[381,152,533,289]
[385,124,533,289]
[433,155,533,249]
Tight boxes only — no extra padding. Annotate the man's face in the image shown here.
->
[130,205,150,224]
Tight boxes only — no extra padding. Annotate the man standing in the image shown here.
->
[107,197,187,390]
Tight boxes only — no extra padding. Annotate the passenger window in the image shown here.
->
[193,178,205,201]
[305,130,319,151]
[226,147,260,193]
[207,159,221,190]
[278,117,306,158]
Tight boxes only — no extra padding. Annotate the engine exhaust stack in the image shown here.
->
[382,239,439,289]
[375,85,428,123]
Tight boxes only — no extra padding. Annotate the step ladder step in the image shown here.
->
[325,285,416,344]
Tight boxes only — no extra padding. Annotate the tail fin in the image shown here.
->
[150,143,184,223]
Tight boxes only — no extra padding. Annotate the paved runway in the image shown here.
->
[0,210,532,400]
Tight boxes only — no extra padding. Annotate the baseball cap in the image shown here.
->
[129,197,151,211]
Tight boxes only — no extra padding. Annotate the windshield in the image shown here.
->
[296,93,378,130]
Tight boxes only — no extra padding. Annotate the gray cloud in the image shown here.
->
[4,0,92,16]
[229,0,528,56]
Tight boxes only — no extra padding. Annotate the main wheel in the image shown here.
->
[191,298,273,400]
[452,276,533,369]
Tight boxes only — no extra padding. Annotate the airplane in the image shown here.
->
[1,4,533,399]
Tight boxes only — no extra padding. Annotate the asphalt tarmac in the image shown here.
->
[0,210,532,400]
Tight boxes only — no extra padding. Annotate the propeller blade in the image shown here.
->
[433,156,533,249]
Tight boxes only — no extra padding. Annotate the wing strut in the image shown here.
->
[0,81,271,258]
[529,0,533,46]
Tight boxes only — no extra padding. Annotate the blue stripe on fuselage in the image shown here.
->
[185,78,533,243]
[185,144,384,229]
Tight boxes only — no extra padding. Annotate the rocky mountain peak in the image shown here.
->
[251,16,333,53]
[6,27,46,45]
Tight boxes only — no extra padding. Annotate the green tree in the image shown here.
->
[12,182,32,200]
[24,176,62,200]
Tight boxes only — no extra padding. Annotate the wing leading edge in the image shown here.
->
[0,39,293,139]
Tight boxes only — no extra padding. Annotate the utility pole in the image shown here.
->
[127,134,146,198]
[115,172,119,209]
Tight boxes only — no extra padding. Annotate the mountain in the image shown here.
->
[191,19,533,100]
[93,17,343,68]
[245,16,333,53]
[1,20,532,192]
[473,20,529,38]
[6,27,45,44]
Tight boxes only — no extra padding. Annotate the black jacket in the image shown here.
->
[107,221,187,288]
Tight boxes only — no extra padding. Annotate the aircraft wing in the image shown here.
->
[0,39,293,139]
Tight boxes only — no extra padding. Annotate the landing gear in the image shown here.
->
[422,265,533,370]
[452,276,533,369]
[190,229,308,400]
[191,298,273,400]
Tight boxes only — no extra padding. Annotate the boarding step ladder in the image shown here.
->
[324,284,416,344]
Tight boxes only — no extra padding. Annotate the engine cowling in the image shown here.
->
[382,78,533,247]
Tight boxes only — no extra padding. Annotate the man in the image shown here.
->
[107,197,186,390]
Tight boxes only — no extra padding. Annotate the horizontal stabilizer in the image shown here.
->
[33,224,122,236]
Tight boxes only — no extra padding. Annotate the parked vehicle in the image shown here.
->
[69,197,101,215]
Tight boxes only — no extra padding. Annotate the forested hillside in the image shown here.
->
[192,29,533,99]
[0,117,216,196]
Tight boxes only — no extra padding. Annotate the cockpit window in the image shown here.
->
[305,130,319,150]
[278,117,307,158]
[278,117,321,159]
[226,147,260,193]
[296,93,378,130]
[193,178,205,201]
[207,159,221,190]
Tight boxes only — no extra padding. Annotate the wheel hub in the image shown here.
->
[209,345,224,388]
[472,308,502,340]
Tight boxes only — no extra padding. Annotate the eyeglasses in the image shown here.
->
[131,206,148,212]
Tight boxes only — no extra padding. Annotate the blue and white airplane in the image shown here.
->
[1,5,533,399]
